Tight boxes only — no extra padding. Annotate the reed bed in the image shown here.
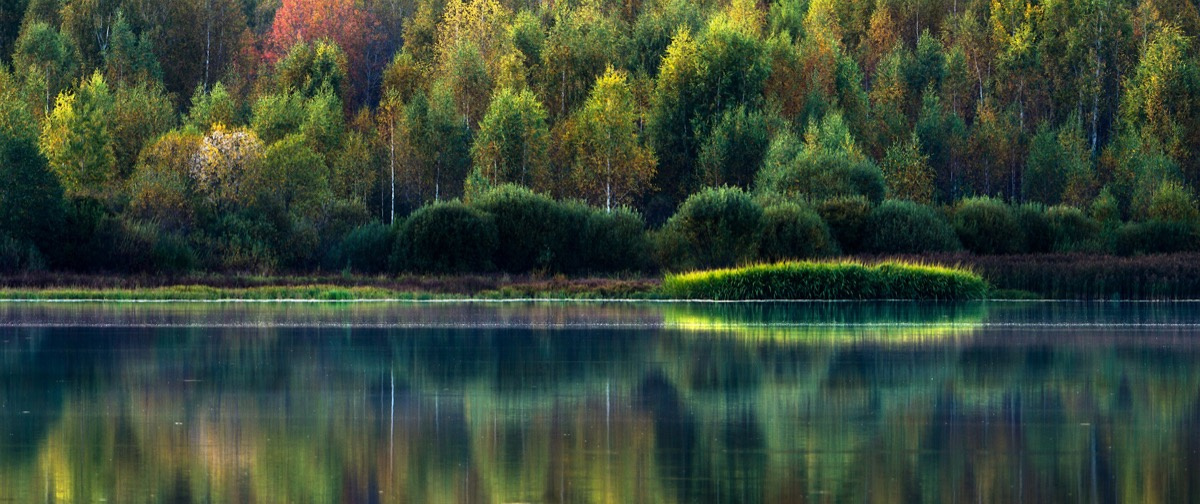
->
[951,253,1200,300]
[660,260,988,300]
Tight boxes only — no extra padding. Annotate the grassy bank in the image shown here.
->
[5,253,1200,301]
[660,260,988,300]
[0,274,660,300]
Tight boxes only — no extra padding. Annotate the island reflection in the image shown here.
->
[1,301,1198,503]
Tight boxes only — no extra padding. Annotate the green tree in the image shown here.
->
[538,2,623,118]
[128,130,203,231]
[112,82,176,176]
[755,113,886,204]
[380,50,424,105]
[470,87,550,189]
[1024,118,1096,207]
[299,87,346,156]
[250,90,306,144]
[60,0,122,74]
[647,28,702,202]
[186,82,239,130]
[441,40,492,128]
[648,16,771,203]
[1121,24,1200,189]
[102,10,164,86]
[400,84,472,204]
[13,22,77,117]
[275,39,349,100]
[0,0,28,63]
[571,68,656,212]
[330,130,377,206]
[39,72,117,200]
[880,133,934,204]
[698,105,773,189]
[250,133,331,218]
[915,92,967,202]
[0,122,65,250]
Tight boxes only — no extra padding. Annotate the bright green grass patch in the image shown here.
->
[660,260,989,300]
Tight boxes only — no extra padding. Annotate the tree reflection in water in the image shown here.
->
[0,301,1198,502]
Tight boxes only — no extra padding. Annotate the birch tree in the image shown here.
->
[572,68,655,212]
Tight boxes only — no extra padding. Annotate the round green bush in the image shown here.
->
[953,197,1021,255]
[1045,205,1101,253]
[0,235,44,273]
[582,206,651,273]
[658,186,764,270]
[151,232,198,274]
[471,184,580,273]
[866,200,961,254]
[1013,203,1053,253]
[816,196,873,254]
[758,203,839,261]
[1115,220,1200,255]
[332,222,395,273]
[398,201,497,273]
[1148,181,1200,223]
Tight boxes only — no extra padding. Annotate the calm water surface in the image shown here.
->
[1,301,1199,503]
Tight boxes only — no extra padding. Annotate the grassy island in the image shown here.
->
[661,261,988,300]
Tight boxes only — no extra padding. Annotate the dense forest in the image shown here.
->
[1,0,1200,275]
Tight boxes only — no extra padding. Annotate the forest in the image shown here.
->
[1,0,1200,275]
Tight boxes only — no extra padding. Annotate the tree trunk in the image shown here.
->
[204,0,212,91]
[606,153,612,213]
[390,118,396,224]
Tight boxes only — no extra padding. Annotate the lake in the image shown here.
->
[1,300,1198,503]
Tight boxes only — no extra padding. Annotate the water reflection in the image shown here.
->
[0,301,1199,502]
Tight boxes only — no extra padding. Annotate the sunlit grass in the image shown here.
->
[660,260,989,300]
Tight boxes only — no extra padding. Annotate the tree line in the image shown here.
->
[1,0,1200,274]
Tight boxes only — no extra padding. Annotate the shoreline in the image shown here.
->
[5,252,1200,301]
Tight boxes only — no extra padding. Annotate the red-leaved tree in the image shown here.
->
[264,0,380,104]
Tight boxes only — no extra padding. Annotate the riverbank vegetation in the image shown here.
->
[661,260,988,300]
[1,0,1200,293]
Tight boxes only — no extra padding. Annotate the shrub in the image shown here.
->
[815,196,873,254]
[581,207,651,273]
[866,200,961,254]
[1045,205,1101,253]
[657,186,764,270]
[151,232,198,274]
[398,201,497,273]
[758,203,839,261]
[204,212,280,274]
[953,197,1021,255]
[547,199,593,274]
[660,260,988,300]
[331,222,395,273]
[51,199,163,272]
[471,184,577,273]
[0,235,44,273]
[1147,181,1200,223]
[755,115,887,204]
[1115,221,1200,255]
[1013,203,1053,253]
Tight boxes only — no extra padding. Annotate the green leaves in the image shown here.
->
[471,87,550,189]
[39,72,116,200]
[571,68,656,211]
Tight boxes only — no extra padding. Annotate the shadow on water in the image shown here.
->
[1,301,1200,502]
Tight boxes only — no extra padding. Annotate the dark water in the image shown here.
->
[1,301,1199,503]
